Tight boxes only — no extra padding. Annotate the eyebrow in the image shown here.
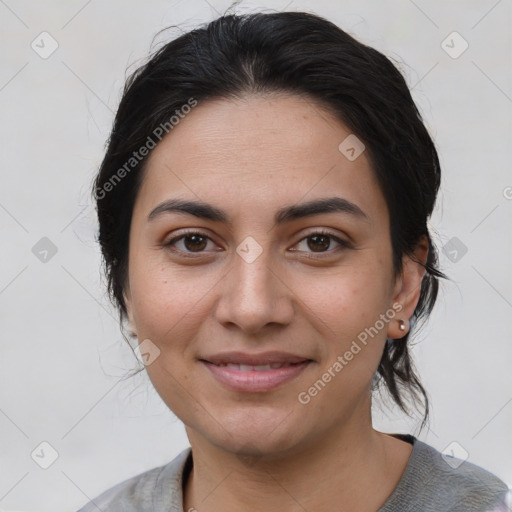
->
[147,196,369,225]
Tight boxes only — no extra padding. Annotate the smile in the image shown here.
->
[210,362,302,371]
[200,357,312,392]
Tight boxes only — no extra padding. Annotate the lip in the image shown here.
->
[200,351,313,392]
[200,351,311,366]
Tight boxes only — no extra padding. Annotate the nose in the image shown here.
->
[213,244,295,335]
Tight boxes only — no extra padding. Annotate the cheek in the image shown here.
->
[299,264,392,338]
[131,274,171,338]
[130,261,218,337]
[128,265,215,420]
[295,262,393,393]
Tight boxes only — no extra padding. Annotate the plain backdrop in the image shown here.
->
[0,0,511,510]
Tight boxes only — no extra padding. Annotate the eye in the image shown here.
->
[164,231,218,255]
[292,230,350,255]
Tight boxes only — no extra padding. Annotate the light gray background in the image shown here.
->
[1,0,511,510]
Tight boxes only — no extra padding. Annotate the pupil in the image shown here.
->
[185,235,207,251]
[308,235,329,252]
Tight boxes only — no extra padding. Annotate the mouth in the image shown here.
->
[204,361,305,371]
[199,351,313,392]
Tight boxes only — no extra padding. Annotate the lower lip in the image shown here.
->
[201,361,311,392]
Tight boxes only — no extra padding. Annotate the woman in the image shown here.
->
[78,10,509,512]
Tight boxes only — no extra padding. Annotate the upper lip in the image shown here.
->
[200,351,312,366]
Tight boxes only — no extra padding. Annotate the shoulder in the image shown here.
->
[76,447,192,512]
[380,437,509,512]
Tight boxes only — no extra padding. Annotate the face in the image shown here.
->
[124,93,425,458]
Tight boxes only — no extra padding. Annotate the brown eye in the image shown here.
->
[164,231,215,254]
[307,234,331,252]
[182,234,208,252]
[293,231,350,256]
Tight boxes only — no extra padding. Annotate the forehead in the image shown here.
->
[134,93,387,224]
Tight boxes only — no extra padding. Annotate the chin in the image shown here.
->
[217,432,300,460]
[193,405,308,458]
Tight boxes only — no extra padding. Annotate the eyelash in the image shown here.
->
[163,229,351,258]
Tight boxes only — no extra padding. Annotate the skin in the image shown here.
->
[124,92,428,512]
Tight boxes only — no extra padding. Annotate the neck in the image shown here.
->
[183,418,412,512]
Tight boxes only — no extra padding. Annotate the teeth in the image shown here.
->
[254,364,272,370]
[217,362,296,370]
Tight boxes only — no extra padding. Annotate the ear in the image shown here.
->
[123,283,138,339]
[387,235,429,339]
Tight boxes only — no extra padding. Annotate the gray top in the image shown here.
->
[77,435,509,511]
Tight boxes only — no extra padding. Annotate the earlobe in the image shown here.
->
[387,235,429,340]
